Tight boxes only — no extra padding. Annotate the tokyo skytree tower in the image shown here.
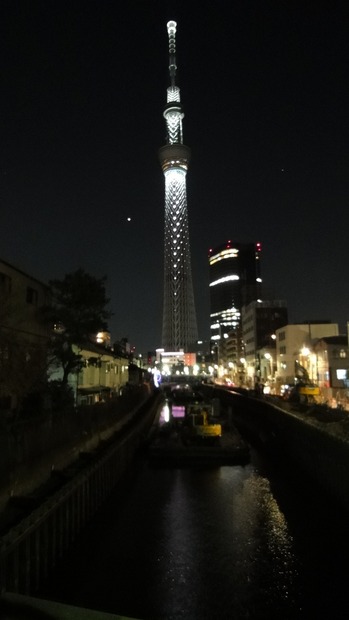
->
[159,20,198,352]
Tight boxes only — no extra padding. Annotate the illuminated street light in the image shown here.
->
[264,352,273,379]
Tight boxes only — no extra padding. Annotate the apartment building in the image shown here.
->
[0,259,50,409]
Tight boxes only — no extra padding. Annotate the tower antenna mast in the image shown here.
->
[167,20,177,86]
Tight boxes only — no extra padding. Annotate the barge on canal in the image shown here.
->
[148,384,250,465]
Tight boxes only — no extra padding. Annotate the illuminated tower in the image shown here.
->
[159,20,198,352]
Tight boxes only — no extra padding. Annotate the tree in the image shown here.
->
[47,269,112,386]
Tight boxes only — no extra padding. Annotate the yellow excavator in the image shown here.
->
[292,361,320,404]
[297,383,320,402]
[183,404,222,444]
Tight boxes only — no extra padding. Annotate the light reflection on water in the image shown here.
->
[40,452,349,619]
[151,465,299,619]
[160,401,171,424]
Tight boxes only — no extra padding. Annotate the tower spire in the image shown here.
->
[167,20,177,86]
[159,20,198,352]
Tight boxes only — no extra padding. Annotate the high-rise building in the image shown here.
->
[208,241,262,351]
[159,21,198,352]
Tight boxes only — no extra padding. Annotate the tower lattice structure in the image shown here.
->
[159,20,198,352]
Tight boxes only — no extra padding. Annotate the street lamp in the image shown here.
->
[301,347,310,377]
[264,352,273,379]
[239,358,247,387]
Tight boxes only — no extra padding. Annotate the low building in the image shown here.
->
[0,258,138,411]
[0,259,50,411]
[76,343,129,405]
[242,299,288,387]
[275,321,339,389]
[49,340,130,406]
[314,334,349,407]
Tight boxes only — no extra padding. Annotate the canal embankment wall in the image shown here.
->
[0,388,163,596]
[0,385,153,513]
[2,383,348,598]
[203,385,349,513]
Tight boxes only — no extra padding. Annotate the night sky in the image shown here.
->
[2,1,349,355]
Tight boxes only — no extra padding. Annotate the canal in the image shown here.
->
[38,416,349,620]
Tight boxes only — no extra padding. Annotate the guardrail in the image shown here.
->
[0,391,162,596]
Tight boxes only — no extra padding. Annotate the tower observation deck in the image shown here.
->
[159,20,198,352]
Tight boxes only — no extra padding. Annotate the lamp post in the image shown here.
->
[301,347,310,379]
[239,357,246,387]
[264,352,273,380]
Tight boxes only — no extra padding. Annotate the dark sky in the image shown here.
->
[2,1,349,355]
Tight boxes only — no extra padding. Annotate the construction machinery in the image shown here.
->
[183,404,222,445]
[291,361,320,403]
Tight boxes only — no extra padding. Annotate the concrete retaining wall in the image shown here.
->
[0,390,163,596]
[206,386,349,513]
[0,386,150,510]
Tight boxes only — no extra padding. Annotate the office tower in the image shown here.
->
[208,241,262,350]
[159,21,198,352]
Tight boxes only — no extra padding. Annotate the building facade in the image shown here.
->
[0,259,50,410]
[242,299,288,385]
[314,334,349,406]
[209,241,262,365]
[275,322,339,387]
[73,342,129,405]
[159,21,198,352]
